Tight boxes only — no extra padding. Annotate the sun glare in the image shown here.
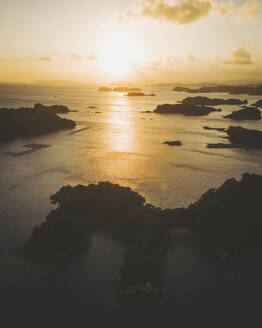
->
[100,34,143,77]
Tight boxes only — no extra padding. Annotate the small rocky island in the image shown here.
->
[182,96,247,106]
[98,86,113,92]
[0,106,76,141]
[224,106,261,120]
[18,173,262,298]
[163,140,182,146]
[154,103,221,116]
[207,126,262,149]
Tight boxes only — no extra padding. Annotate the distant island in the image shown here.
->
[0,105,75,141]
[173,84,262,96]
[182,96,247,106]
[99,86,141,92]
[126,92,156,97]
[154,103,221,116]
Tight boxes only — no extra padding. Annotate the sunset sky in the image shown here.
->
[1,0,262,84]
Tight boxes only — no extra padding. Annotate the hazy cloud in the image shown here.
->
[40,57,51,61]
[223,47,253,65]
[119,0,261,24]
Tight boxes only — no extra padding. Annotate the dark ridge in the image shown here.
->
[154,103,221,116]
[224,106,261,120]
[182,96,247,106]
[0,107,76,141]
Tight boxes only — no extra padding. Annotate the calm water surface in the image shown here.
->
[1,84,262,326]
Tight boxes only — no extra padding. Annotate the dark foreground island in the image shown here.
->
[18,173,262,298]
[154,103,221,116]
[0,106,76,141]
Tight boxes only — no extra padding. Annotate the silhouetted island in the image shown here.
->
[173,84,262,95]
[203,126,225,132]
[224,106,261,120]
[163,140,182,146]
[34,103,70,114]
[154,103,221,116]
[252,99,262,107]
[126,92,156,97]
[0,106,76,141]
[18,173,262,297]
[113,87,141,92]
[98,87,113,92]
[207,126,262,149]
[182,96,247,106]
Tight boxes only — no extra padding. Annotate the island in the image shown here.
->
[173,84,262,96]
[18,173,262,298]
[0,106,76,141]
[154,103,221,116]
[252,99,262,107]
[113,87,141,92]
[34,103,70,114]
[207,126,262,149]
[182,96,247,106]
[163,140,182,146]
[224,106,261,120]
[126,92,156,97]
[98,87,113,92]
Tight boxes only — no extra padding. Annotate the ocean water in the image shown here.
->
[1,84,262,326]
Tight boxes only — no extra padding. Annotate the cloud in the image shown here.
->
[188,54,196,62]
[40,57,51,61]
[223,47,253,65]
[119,0,212,24]
[119,0,261,24]
[86,55,99,61]
[215,0,260,22]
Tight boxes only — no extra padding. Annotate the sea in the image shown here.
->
[0,83,262,326]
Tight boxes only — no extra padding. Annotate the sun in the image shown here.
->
[99,33,143,77]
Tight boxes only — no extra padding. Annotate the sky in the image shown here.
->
[0,0,262,84]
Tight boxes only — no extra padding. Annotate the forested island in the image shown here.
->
[0,106,76,141]
[18,173,262,298]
